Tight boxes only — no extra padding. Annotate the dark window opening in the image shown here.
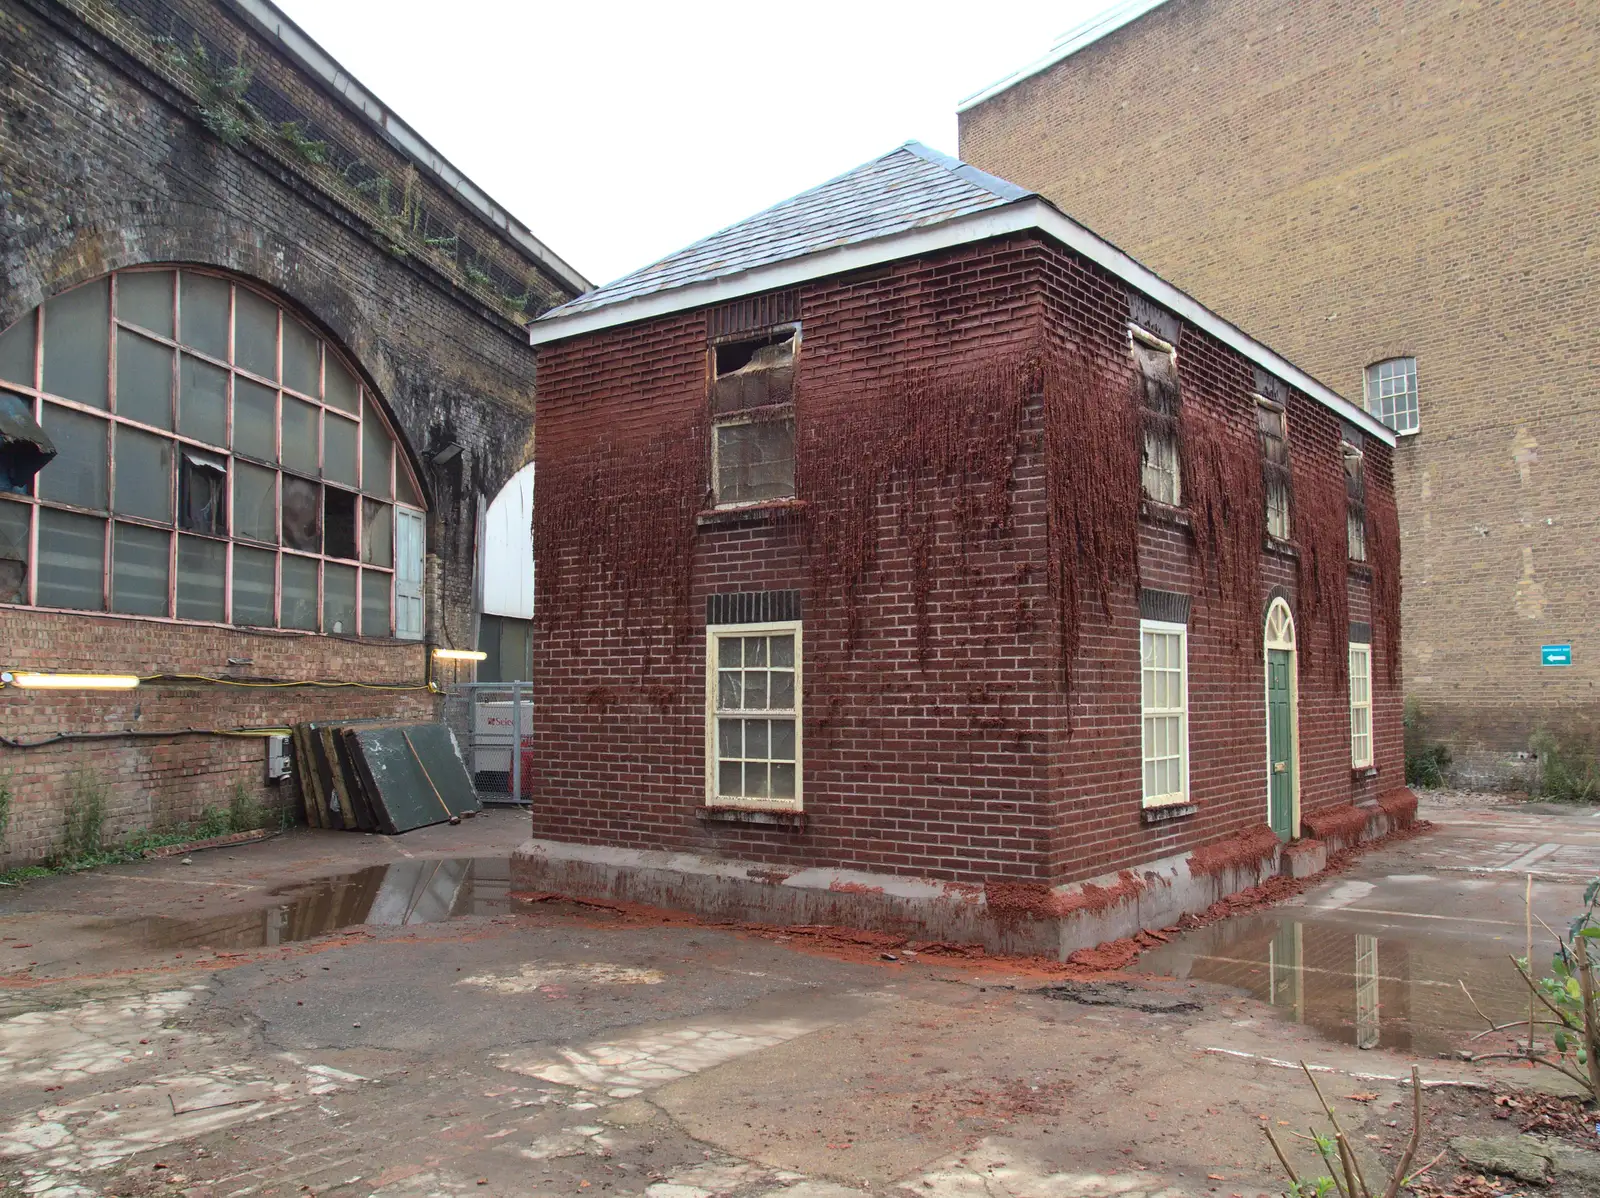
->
[1131,329,1180,506]
[1344,441,1367,561]
[178,449,227,535]
[0,498,28,603]
[1257,398,1292,541]
[324,486,358,560]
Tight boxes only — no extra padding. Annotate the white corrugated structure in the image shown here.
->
[480,462,535,619]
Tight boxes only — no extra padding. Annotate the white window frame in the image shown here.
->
[1140,618,1189,808]
[1349,641,1373,769]
[1363,357,1419,436]
[710,412,797,510]
[705,619,803,811]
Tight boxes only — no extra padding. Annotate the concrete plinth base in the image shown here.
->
[1279,838,1327,878]
[512,792,1417,959]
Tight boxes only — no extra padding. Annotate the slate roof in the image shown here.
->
[542,143,1033,319]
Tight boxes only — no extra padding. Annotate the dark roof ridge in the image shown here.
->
[895,140,1035,202]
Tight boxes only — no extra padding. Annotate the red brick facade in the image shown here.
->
[530,232,1403,886]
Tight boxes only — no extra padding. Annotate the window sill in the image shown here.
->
[1139,500,1190,530]
[696,499,809,530]
[1352,766,1378,780]
[1347,561,1373,579]
[1141,801,1197,824]
[1263,537,1298,561]
[700,805,806,828]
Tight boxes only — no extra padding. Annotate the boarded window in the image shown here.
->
[1344,442,1366,561]
[1257,399,1291,541]
[1131,331,1180,506]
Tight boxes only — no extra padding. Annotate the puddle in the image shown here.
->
[134,857,510,951]
[1135,912,1539,1055]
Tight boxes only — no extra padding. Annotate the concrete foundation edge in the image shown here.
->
[510,799,1412,959]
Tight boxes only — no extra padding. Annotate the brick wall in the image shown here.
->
[531,231,1402,886]
[958,0,1598,785]
[0,0,579,858]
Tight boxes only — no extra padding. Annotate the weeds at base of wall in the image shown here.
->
[1404,698,1453,790]
[1531,721,1600,804]
[0,779,281,888]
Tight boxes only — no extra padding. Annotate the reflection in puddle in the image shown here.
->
[1136,914,1534,1055]
[136,858,509,951]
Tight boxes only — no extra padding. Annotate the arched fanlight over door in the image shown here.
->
[0,267,426,638]
[1264,597,1296,650]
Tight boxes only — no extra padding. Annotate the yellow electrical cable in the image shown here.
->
[140,673,432,691]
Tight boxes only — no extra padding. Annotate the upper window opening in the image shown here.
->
[1256,396,1291,541]
[1131,326,1180,507]
[1364,358,1418,435]
[1343,441,1367,562]
[710,324,798,508]
[0,267,426,636]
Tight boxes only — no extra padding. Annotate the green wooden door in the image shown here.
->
[1268,649,1294,841]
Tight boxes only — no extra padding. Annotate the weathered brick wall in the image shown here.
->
[531,231,1402,886]
[0,0,578,857]
[958,0,1597,785]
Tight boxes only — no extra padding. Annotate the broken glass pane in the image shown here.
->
[0,311,35,388]
[362,400,391,497]
[35,508,105,610]
[323,562,356,634]
[179,273,230,360]
[362,498,392,567]
[714,418,795,504]
[115,329,174,429]
[323,487,357,559]
[281,474,320,552]
[324,413,358,487]
[281,553,318,629]
[361,568,390,636]
[112,522,170,616]
[282,316,319,397]
[233,377,277,462]
[232,545,276,627]
[234,288,278,380]
[178,449,227,535]
[179,354,228,446]
[42,279,109,409]
[38,404,108,509]
[0,389,53,495]
[282,396,319,476]
[234,460,277,543]
[324,355,359,413]
[112,425,172,523]
[117,271,174,339]
[0,499,28,603]
[176,534,225,621]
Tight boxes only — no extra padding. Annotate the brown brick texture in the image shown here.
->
[530,232,1402,886]
[958,0,1600,784]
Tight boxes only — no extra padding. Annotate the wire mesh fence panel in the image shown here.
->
[441,682,531,806]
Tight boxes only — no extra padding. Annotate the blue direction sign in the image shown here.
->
[1542,644,1573,667]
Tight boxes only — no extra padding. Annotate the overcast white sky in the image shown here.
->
[272,2,1106,289]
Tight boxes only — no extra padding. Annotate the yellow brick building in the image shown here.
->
[959,0,1600,788]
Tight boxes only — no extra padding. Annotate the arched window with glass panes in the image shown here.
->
[0,268,426,638]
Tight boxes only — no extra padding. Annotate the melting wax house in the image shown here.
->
[516,143,1413,955]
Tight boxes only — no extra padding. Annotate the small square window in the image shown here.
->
[1364,358,1418,435]
[707,623,801,810]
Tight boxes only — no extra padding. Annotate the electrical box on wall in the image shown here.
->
[266,734,292,781]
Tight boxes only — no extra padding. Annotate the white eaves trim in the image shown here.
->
[528,197,1393,446]
[957,0,1173,114]
[222,0,591,296]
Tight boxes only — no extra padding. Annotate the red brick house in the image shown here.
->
[516,143,1412,953]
